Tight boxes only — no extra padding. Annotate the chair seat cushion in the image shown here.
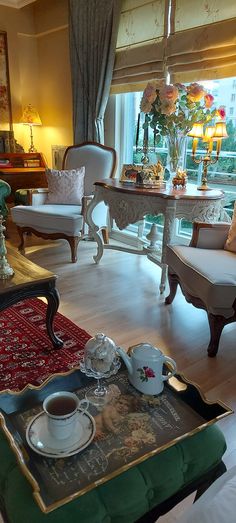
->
[11,205,84,236]
[166,245,236,317]
[0,425,226,523]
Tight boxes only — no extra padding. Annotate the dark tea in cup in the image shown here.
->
[46,396,77,416]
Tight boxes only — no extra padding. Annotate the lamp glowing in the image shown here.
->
[188,123,204,155]
[189,121,228,191]
[20,104,42,153]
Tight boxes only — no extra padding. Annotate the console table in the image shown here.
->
[86,180,225,292]
[0,153,47,202]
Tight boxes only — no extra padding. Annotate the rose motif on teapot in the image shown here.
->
[137,366,155,382]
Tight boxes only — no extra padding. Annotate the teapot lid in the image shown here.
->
[131,343,162,360]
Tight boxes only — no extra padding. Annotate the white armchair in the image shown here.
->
[165,221,236,357]
[11,142,117,262]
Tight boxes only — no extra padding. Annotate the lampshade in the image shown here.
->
[20,104,42,126]
[213,122,228,138]
[203,126,216,141]
[188,123,204,138]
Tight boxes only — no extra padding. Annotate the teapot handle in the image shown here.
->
[162,356,177,381]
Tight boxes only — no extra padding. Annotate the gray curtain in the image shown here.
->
[69,0,121,144]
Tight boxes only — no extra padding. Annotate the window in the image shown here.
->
[231,93,235,102]
[111,77,236,243]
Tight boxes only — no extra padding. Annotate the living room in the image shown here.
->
[0,1,236,522]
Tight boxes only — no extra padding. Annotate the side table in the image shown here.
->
[0,246,63,348]
[86,180,226,292]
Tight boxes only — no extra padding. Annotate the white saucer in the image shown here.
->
[26,410,96,458]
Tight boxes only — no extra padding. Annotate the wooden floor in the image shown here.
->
[5,219,236,522]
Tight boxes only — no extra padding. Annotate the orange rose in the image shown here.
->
[204,94,214,108]
[140,97,152,114]
[187,82,205,102]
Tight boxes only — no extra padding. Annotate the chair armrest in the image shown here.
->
[190,222,231,249]
[30,188,49,206]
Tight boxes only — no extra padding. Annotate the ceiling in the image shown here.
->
[0,0,36,7]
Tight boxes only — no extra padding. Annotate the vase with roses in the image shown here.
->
[140,81,226,183]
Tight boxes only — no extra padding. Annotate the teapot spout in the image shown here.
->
[116,347,133,375]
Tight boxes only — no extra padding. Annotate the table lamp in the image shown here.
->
[20,104,42,153]
[188,121,228,190]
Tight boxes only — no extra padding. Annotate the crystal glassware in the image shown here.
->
[79,333,121,406]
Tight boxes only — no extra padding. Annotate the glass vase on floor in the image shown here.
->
[166,132,187,186]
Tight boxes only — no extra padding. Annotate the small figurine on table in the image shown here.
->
[172,169,188,189]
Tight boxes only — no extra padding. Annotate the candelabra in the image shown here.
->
[136,113,157,165]
[188,122,228,190]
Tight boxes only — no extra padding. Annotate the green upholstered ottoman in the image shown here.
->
[0,424,226,523]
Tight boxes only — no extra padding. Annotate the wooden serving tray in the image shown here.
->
[0,369,232,513]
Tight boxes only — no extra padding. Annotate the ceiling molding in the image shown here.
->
[0,0,36,8]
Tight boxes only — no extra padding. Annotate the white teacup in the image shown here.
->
[43,391,89,440]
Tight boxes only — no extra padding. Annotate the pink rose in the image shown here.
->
[187,82,205,102]
[143,81,159,103]
[159,84,179,103]
[204,94,214,108]
[216,106,226,120]
[144,367,155,378]
[160,100,176,115]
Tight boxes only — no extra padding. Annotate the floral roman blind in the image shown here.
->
[167,0,236,83]
[112,0,167,91]
[112,0,236,92]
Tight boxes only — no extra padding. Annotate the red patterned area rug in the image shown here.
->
[0,298,91,392]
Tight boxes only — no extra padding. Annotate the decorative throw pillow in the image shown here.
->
[45,167,85,205]
[224,201,236,253]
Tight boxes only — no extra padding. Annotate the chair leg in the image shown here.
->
[68,237,79,263]
[207,313,227,357]
[17,226,25,254]
[165,272,178,305]
[101,227,109,244]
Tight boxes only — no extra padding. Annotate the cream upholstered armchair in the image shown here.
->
[165,220,236,357]
[11,142,117,262]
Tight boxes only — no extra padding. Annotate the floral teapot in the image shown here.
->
[116,343,177,395]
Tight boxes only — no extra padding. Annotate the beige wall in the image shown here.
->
[0,0,72,166]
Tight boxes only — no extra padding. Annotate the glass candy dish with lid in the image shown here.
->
[80,333,121,406]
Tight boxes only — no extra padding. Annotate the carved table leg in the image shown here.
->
[17,226,26,254]
[45,287,63,349]
[160,201,176,293]
[86,192,105,264]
